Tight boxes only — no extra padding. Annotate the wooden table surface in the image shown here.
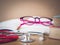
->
[0,35,60,45]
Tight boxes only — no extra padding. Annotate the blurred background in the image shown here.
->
[0,0,60,22]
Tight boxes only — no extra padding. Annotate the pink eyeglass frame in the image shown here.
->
[17,16,53,30]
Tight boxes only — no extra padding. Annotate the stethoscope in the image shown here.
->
[17,16,53,30]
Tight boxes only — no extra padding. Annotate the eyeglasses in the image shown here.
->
[20,16,52,25]
[17,16,53,30]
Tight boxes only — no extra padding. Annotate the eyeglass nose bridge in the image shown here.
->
[34,17,40,22]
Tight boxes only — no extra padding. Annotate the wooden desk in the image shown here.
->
[0,35,60,45]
